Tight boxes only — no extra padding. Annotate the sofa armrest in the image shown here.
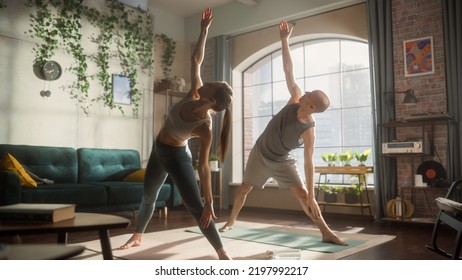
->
[0,171,22,206]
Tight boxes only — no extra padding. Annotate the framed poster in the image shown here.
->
[403,36,434,77]
[112,74,131,105]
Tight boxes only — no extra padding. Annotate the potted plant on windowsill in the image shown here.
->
[342,183,362,204]
[354,148,371,166]
[208,153,220,172]
[321,152,338,167]
[319,183,338,203]
[339,150,354,166]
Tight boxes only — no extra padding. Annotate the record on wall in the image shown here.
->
[416,160,446,184]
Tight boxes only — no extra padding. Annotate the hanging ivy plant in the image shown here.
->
[155,33,176,80]
[24,0,154,118]
[84,3,119,113]
[85,0,153,117]
[26,0,91,114]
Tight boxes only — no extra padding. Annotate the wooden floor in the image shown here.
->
[1,206,457,260]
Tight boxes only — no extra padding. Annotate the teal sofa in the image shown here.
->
[0,144,181,214]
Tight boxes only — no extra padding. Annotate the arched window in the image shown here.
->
[242,38,373,185]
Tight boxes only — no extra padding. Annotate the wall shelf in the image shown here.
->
[315,166,374,222]
[379,116,454,222]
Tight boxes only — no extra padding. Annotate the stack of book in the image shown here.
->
[0,203,76,223]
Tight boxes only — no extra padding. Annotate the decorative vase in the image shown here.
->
[209,160,219,172]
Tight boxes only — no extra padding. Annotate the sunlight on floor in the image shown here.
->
[342,226,366,233]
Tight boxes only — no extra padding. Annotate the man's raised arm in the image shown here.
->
[279,20,302,104]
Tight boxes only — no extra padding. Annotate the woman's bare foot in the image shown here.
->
[219,222,234,232]
[119,233,143,249]
[217,247,232,260]
[322,232,348,246]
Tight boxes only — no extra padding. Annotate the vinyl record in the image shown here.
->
[416,160,446,184]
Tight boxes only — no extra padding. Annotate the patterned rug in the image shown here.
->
[71,221,395,260]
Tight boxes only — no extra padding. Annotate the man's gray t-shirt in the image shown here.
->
[254,103,315,161]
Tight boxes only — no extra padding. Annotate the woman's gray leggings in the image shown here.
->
[135,138,224,251]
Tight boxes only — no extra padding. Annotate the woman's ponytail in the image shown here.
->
[217,107,231,162]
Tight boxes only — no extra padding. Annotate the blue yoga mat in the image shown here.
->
[186,224,364,253]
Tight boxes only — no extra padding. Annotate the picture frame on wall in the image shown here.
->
[112,74,131,105]
[403,36,434,77]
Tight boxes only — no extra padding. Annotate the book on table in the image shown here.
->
[0,203,76,223]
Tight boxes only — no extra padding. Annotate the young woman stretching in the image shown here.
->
[120,8,233,260]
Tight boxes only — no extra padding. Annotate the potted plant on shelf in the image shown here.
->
[342,183,362,204]
[319,183,338,203]
[338,150,354,166]
[354,148,371,166]
[208,153,220,172]
[321,152,338,167]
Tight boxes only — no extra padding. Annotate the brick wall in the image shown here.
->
[392,0,448,218]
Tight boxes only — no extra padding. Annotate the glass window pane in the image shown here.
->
[242,38,373,185]
[342,107,373,146]
[244,55,272,85]
[243,84,272,118]
[342,69,371,108]
[341,40,370,71]
[305,40,340,76]
[272,43,304,82]
[243,116,271,150]
[315,109,342,148]
[305,74,341,109]
[271,50,284,82]
[272,81,289,113]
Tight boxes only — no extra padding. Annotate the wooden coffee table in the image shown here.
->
[0,212,130,260]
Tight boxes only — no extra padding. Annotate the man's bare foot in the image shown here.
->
[219,222,233,232]
[119,233,142,249]
[322,233,348,246]
[217,248,233,260]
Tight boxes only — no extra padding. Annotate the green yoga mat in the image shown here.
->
[186,224,364,253]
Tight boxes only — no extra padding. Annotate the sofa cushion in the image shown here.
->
[78,148,141,182]
[123,168,145,182]
[0,144,78,183]
[20,183,108,208]
[90,181,171,207]
[0,153,37,187]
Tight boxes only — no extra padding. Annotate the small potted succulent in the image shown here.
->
[321,152,338,167]
[338,150,354,166]
[354,148,371,166]
[319,183,339,203]
[208,152,220,172]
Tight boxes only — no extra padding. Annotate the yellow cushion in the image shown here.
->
[0,153,38,187]
[123,168,145,182]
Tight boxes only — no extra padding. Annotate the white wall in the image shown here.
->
[184,0,365,42]
[0,0,155,164]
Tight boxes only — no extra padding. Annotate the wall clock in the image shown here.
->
[42,60,62,81]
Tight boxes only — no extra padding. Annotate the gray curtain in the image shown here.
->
[443,0,462,181]
[366,0,396,220]
[212,35,231,209]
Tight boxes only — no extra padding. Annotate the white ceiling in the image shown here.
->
[149,0,237,18]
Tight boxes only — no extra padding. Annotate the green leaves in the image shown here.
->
[155,33,176,79]
[25,0,154,118]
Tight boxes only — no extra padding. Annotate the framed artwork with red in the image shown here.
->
[403,36,434,77]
